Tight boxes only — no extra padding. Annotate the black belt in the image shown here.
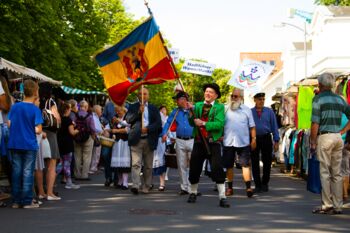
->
[318,131,335,135]
[141,135,148,139]
[177,136,194,140]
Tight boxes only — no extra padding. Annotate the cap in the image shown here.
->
[172,91,189,100]
[254,92,265,98]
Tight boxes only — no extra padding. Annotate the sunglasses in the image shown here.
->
[231,94,240,98]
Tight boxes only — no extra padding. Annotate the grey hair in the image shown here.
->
[318,73,335,89]
[79,100,88,107]
[68,99,78,108]
[93,105,102,112]
[233,88,244,97]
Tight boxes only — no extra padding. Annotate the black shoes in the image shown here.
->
[262,184,269,192]
[254,186,262,193]
[104,179,112,187]
[219,198,230,208]
[179,189,189,195]
[131,187,139,195]
[187,193,197,203]
[246,188,254,198]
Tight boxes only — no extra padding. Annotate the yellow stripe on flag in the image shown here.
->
[100,61,127,89]
[145,33,168,69]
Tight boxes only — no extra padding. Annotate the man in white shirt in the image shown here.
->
[126,87,162,195]
[222,88,256,198]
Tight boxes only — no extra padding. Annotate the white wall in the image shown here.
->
[311,7,350,74]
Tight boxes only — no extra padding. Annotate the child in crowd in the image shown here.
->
[8,80,43,208]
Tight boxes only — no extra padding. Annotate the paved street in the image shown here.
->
[0,167,349,233]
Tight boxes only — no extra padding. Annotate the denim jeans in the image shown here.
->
[10,149,37,205]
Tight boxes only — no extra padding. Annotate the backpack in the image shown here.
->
[73,113,91,144]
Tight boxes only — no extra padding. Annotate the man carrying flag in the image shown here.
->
[126,87,161,194]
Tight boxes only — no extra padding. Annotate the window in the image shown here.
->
[270,60,275,66]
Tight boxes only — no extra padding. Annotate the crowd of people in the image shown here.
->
[0,72,349,214]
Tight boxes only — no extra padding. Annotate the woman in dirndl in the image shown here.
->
[152,105,168,191]
[110,105,130,190]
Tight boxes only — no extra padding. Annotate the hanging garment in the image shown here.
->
[297,86,315,129]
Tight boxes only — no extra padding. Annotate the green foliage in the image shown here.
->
[315,0,350,5]
[0,0,137,91]
[0,0,233,105]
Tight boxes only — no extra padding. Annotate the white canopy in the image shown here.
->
[0,57,62,85]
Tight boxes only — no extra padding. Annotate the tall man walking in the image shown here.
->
[126,87,162,195]
[251,92,280,193]
[223,88,256,198]
[311,73,350,215]
[162,91,194,195]
[187,83,229,208]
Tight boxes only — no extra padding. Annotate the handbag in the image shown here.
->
[164,143,177,169]
[307,151,322,194]
[40,138,51,159]
[42,98,61,129]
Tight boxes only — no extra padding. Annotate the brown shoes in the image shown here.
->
[225,188,233,196]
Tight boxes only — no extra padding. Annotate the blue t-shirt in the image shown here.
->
[8,102,43,150]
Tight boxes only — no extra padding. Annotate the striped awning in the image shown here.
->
[61,85,106,95]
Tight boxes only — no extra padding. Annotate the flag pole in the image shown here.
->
[144,0,153,16]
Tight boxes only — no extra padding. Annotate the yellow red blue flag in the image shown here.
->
[95,17,177,105]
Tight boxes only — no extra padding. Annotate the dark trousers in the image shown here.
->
[101,146,117,182]
[189,141,226,184]
[251,134,273,188]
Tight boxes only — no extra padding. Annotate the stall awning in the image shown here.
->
[61,85,106,95]
[0,57,62,85]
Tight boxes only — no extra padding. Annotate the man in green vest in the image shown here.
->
[187,83,229,208]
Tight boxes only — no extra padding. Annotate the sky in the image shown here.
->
[123,0,316,72]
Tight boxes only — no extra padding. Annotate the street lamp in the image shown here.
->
[274,21,309,80]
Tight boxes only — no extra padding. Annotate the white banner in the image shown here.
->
[181,60,216,76]
[168,48,180,64]
[228,59,275,94]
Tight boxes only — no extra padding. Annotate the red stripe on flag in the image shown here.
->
[107,57,177,105]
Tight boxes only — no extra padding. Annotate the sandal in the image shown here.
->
[312,207,333,214]
[158,186,165,191]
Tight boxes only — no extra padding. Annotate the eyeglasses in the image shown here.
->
[231,94,240,98]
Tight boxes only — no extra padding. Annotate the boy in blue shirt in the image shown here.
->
[8,80,43,208]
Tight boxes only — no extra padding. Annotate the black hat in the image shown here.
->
[172,91,189,100]
[203,83,221,98]
[254,92,265,98]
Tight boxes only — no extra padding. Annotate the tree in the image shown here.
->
[315,0,350,5]
[0,0,138,91]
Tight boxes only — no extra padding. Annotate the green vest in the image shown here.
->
[189,101,225,142]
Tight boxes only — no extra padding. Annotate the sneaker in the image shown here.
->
[47,195,61,201]
[23,202,39,209]
[33,199,43,205]
[12,203,20,209]
[65,183,80,189]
